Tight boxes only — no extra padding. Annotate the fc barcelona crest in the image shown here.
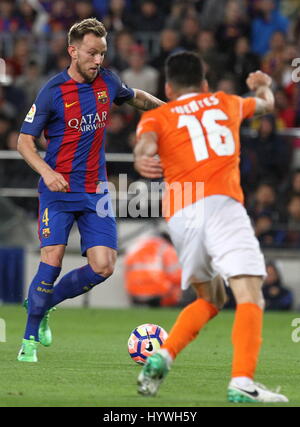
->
[42,228,51,238]
[97,91,108,104]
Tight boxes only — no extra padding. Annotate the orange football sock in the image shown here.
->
[232,303,263,379]
[162,298,218,359]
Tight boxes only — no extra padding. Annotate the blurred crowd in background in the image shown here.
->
[1,0,300,249]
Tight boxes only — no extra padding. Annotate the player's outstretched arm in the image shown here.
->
[134,131,163,179]
[18,133,69,192]
[127,89,165,111]
[246,71,275,116]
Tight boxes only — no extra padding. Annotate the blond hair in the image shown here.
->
[68,18,107,45]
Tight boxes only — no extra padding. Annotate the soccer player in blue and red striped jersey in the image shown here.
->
[17,18,164,362]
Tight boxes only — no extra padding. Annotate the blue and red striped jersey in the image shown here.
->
[20,67,134,193]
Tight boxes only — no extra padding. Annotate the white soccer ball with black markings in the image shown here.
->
[128,323,168,365]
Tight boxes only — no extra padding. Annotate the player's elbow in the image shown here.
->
[255,97,275,116]
[17,134,24,153]
[17,133,30,154]
[17,133,37,157]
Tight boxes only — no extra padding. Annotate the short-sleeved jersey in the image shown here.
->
[137,91,256,220]
[21,68,134,193]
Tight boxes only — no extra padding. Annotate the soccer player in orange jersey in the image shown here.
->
[134,52,288,403]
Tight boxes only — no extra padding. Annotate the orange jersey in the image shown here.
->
[124,236,182,306]
[137,91,256,220]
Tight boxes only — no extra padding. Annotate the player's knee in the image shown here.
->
[213,291,227,310]
[212,277,227,310]
[90,261,115,278]
[229,275,265,309]
[234,290,265,309]
[41,246,64,267]
[100,264,115,278]
[193,277,226,310]
[88,248,117,278]
[199,295,225,310]
[194,290,223,310]
[258,294,265,310]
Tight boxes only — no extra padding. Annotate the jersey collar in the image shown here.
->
[177,93,199,101]
[62,67,101,84]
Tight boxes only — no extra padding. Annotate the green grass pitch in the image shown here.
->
[0,305,299,407]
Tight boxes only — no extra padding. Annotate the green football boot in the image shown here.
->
[137,352,170,396]
[23,299,56,347]
[17,335,38,363]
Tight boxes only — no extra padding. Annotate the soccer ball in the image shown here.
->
[128,323,168,365]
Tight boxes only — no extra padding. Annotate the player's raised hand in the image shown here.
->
[134,155,163,179]
[246,71,272,91]
[42,170,69,192]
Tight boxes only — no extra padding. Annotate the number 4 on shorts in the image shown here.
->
[42,208,49,227]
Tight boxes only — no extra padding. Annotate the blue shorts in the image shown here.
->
[38,190,117,256]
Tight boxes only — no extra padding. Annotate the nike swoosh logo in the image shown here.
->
[65,101,78,108]
[41,281,52,286]
[145,341,153,352]
[145,328,153,351]
[235,387,259,397]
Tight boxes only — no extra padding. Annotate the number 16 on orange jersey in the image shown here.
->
[178,109,235,162]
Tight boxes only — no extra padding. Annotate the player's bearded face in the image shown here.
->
[76,57,98,83]
[75,35,107,83]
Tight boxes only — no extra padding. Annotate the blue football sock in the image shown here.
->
[50,264,107,307]
[24,262,61,341]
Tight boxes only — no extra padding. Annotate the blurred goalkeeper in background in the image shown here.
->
[16,18,164,363]
[124,231,182,308]
[134,51,288,403]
